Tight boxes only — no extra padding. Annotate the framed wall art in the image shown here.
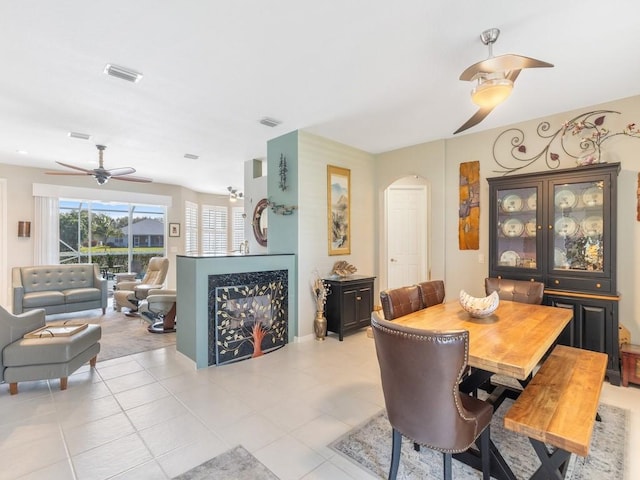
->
[327,165,351,255]
[169,223,180,237]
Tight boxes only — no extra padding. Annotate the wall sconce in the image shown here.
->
[18,221,31,238]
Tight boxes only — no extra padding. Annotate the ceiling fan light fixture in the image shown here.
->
[95,174,109,185]
[471,77,514,107]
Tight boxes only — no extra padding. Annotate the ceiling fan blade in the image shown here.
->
[54,161,93,174]
[506,69,521,83]
[460,54,553,81]
[107,167,136,176]
[453,106,495,135]
[110,175,153,183]
[45,171,92,176]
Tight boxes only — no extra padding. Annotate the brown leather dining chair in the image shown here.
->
[485,277,544,305]
[417,280,445,308]
[371,314,492,480]
[379,285,422,320]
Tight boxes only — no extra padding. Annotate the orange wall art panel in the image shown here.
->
[459,161,480,250]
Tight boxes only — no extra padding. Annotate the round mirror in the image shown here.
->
[252,198,268,246]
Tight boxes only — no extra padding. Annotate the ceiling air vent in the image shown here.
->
[68,132,92,140]
[259,117,282,127]
[104,64,143,83]
[184,153,199,160]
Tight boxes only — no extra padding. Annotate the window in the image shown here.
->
[58,199,166,274]
[232,206,245,251]
[202,205,227,254]
[185,201,198,255]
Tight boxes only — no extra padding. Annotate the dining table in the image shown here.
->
[390,298,574,480]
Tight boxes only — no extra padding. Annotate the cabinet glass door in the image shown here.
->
[551,180,604,272]
[496,185,539,270]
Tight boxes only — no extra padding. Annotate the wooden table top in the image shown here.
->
[392,299,573,380]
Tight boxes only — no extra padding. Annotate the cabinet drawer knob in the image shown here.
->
[548,225,553,230]
[537,225,542,230]
[554,280,560,285]
[596,283,601,288]
[356,296,362,300]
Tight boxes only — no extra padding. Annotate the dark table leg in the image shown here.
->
[528,438,571,480]
[453,439,517,480]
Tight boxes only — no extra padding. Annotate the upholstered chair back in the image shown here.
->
[0,306,46,381]
[142,257,169,286]
[417,280,445,309]
[371,314,492,452]
[485,277,544,305]
[380,285,422,320]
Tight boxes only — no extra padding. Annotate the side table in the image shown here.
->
[621,343,640,387]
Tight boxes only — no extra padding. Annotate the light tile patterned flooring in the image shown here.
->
[0,329,638,479]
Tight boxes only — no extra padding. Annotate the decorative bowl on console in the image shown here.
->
[459,290,500,318]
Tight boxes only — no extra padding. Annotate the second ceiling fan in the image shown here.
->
[454,28,554,135]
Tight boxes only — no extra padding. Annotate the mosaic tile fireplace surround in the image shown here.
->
[208,270,288,365]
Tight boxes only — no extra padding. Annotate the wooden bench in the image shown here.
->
[503,345,607,479]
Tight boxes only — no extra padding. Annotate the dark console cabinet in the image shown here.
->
[324,276,375,341]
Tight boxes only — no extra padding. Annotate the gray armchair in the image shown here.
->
[114,257,169,314]
[0,305,101,394]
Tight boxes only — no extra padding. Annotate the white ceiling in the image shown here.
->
[1,1,639,195]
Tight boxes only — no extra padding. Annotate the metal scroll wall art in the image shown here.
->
[279,154,288,191]
[492,110,640,175]
[267,198,297,215]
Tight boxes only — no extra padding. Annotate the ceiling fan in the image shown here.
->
[454,28,553,135]
[46,144,152,185]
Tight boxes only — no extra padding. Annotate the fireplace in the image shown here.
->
[208,270,288,365]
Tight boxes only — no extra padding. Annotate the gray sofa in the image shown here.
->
[12,264,107,315]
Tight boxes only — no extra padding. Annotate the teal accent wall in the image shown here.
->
[267,131,299,255]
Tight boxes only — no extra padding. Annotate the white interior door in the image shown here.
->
[386,184,427,289]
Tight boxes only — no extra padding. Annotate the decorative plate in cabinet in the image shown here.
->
[554,189,577,209]
[555,216,579,237]
[501,194,523,212]
[524,219,537,236]
[581,216,603,236]
[499,250,520,267]
[501,218,524,237]
[582,186,603,207]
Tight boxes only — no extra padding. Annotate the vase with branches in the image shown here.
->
[311,270,330,340]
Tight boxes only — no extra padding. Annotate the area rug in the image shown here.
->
[330,400,626,479]
[172,445,278,480]
[47,307,176,362]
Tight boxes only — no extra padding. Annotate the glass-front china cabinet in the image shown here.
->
[488,162,620,384]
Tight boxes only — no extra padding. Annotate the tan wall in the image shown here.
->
[442,95,640,340]
[297,131,376,338]
[0,162,229,303]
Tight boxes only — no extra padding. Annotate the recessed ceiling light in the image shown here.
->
[259,117,282,127]
[104,64,143,83]
[16,150,28,155]
[184,153,199,160]
[68,131,92,140]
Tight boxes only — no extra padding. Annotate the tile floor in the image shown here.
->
[0,329,638,479]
